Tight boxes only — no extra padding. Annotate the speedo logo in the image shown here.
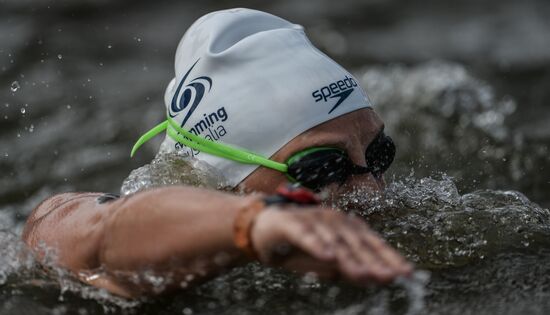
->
[312,76,358,114]
[169,59,213,128]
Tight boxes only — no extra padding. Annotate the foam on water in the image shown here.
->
[336,175,550,268]
[120,148,229,196]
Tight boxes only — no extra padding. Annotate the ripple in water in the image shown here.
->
[335,175,550,268]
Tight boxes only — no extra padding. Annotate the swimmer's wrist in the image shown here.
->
[232,203,302,261]
[233,197,268,261]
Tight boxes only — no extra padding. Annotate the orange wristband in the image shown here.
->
[233,199,266,260]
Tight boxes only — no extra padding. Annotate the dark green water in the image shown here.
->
[1,0,550,314]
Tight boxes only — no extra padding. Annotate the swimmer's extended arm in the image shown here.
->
[22,186,412,298]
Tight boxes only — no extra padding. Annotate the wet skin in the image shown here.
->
[22,108,412,298]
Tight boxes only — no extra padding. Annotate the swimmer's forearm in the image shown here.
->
[23,186,412,298]
[99,186,258,291]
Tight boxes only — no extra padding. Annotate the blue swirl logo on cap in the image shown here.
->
[169,59,213,128]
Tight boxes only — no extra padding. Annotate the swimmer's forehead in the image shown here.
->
[272,108,384,162]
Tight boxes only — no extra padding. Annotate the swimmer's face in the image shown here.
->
[237,108,386,196]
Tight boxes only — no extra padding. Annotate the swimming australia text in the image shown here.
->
[188,107,228,136]
[174,106,230,157]
[312,76,358,114]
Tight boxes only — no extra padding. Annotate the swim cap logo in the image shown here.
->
[311,76,358,114]
[169,59,213,128]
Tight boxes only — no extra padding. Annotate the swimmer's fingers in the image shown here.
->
[337,215,412,282]
[279,210,412,285]
[329,216,394,284]
[277,217,336,262]
[349,218,413,276]
[252,208,412,286]
[312,211,403,284]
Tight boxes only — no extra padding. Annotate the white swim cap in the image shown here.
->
[161,8,372,187]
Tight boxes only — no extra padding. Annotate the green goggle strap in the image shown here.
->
[166,127,250,164]
[131,117,288,173]
[131,120,169,158]
[130,120,244,161]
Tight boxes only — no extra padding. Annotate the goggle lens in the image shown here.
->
[286,131,395,190]
[287,149,353,190]
[365,132,395,177]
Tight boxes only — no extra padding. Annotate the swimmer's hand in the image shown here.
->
[251,207,413,285]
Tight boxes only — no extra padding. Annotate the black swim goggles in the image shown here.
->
[131,116,395,191]
[285,131,396,190]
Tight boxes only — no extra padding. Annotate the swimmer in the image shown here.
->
[22,8,413,298]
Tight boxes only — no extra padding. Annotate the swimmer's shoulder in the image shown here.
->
[22,192,122,243]
[27,192,120,221]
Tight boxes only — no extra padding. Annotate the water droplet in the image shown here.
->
[57,54,62,60]
[10,81,20,92]
[16,133,21,138]
[20,108,26,114]
[29,124,34,133]
[66,104,71,109]
[3,115,7,120]
[107,44,112,49]
[4,153,8,157]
